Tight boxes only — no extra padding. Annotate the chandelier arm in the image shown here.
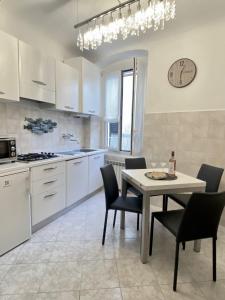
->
[74,0,140,29]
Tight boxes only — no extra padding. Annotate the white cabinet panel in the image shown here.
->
[65,57,101,116]
[66,157,88,207]
[31,161,65,181]
[82,59,100,116]
[88,154,104,194]
[32,187,65,225]
[56,61,79,112]
[0,30,19,102]
[19,41,55,104]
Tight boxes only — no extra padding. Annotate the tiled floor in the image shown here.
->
[1,191,225,299]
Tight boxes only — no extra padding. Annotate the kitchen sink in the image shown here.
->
[57,149,97,155]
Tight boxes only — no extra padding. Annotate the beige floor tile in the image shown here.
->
[39,262,81,292]
[160,282,206,300]
[113,238,140,259]
[0,294,36,300]
[121,284,165,300]
[0,247,23,265]
[49,241,84,262]
[116,258,156,287]
[0,264,46,295]
[83,240,114,260]
[81,260,119,290]
[35,291,79,300]
[31,224,60,243]
[56,227,85,242]
[0,265,11,281]
[16,242,54,264]
[199,280,225,300]
[80,288,122,300]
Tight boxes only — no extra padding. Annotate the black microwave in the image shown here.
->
[0,138,17,163]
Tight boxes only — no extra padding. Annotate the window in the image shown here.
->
[104,69,134,153]
[120,69,134,152]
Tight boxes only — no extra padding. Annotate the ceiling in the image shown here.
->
[1,0,225,62]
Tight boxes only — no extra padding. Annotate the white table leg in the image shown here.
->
[141,192,150,264]
[194,240,201,252]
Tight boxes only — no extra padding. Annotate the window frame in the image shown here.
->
[119,68,135,153]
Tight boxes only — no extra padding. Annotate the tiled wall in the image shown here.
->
[143,110,225,225]
[0,100,86,154]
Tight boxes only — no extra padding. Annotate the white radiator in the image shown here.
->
[105,159,125,190]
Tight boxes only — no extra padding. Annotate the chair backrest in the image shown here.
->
[100,164,119,209]
[197,164,224,192]
[125,157,147,170]
[177,191,225,242]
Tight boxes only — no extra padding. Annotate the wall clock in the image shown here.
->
[168,58,197,88]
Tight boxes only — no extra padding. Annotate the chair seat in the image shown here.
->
[168,193,191,207]
[153,209,184,236]
[128,186,143,198]
[110,196,142,214]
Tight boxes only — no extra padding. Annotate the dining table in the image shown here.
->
[121,169,206,264]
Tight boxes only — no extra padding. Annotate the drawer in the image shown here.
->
[31,173,65,195]
[32,186,66,226]
[31,161,65,181]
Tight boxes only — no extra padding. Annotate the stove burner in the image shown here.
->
[17,152,58,162]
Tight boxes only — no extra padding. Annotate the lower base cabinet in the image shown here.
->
[88,154,104,194]
[66,157,89,207]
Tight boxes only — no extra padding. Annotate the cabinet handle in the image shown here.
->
[32,80,47,86]
[43,167,57,171]
[93,156,101,159]
[89,110,95,114]
[64,106,75,110]
[0,91,5,95]
[43,180,57,185]
[73,161,82,165]
[44,192,57,199]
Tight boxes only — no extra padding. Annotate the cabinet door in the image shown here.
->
[56,61,79,112]
[88,154,104,194]
[66,157,88,207]
[82,60,100,116]
[19,41,55,104]
[0,31,19,102]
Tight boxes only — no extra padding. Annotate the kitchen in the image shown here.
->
[1,0,225,299]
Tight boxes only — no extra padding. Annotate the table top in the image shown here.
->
[122,169,206,194]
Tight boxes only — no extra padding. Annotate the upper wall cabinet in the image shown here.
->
[55,61,79,112]
[66,57,101,116]
[0,31,19,102]
[19,41,56,104]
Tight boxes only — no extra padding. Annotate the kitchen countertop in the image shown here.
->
[0,149,107,175]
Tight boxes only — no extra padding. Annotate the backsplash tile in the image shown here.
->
[0,100,85,153]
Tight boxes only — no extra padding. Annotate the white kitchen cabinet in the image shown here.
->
[0,30,19,102]
[66,157,88,207]
[55,61,79,112]
[66,57,101,116]
[31,161,66,226]
[88,154,104,194]
[19,41,56,104]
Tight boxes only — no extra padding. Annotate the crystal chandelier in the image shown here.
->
[75,0,176,51]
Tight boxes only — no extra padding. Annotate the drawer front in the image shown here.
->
[31,173,65,195]
[31,161,65,181]
[32,186,65,226]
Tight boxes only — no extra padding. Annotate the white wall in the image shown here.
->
[0,7,70,59]
[146,18,225,113]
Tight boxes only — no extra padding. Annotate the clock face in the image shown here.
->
[168,58,197,88]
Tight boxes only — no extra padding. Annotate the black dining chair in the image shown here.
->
[150,191,225,291]
[163,164,224,211]
[100,164,142,245]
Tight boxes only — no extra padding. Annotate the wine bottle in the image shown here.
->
[168,151,176,176]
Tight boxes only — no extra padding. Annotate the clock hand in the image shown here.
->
[180,66,185,83]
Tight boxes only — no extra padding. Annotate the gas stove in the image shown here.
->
[17,152,58,162]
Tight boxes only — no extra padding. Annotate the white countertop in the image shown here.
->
[0,149,107,175]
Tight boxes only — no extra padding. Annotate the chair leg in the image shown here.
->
[182,242,186,250]
[173,242,180,292]
[102,210,108,245]
[137,213,140,231]
[149,215,155,256]
[163,195,168,211]
[213,237,217,282]
[113,210,117,228]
